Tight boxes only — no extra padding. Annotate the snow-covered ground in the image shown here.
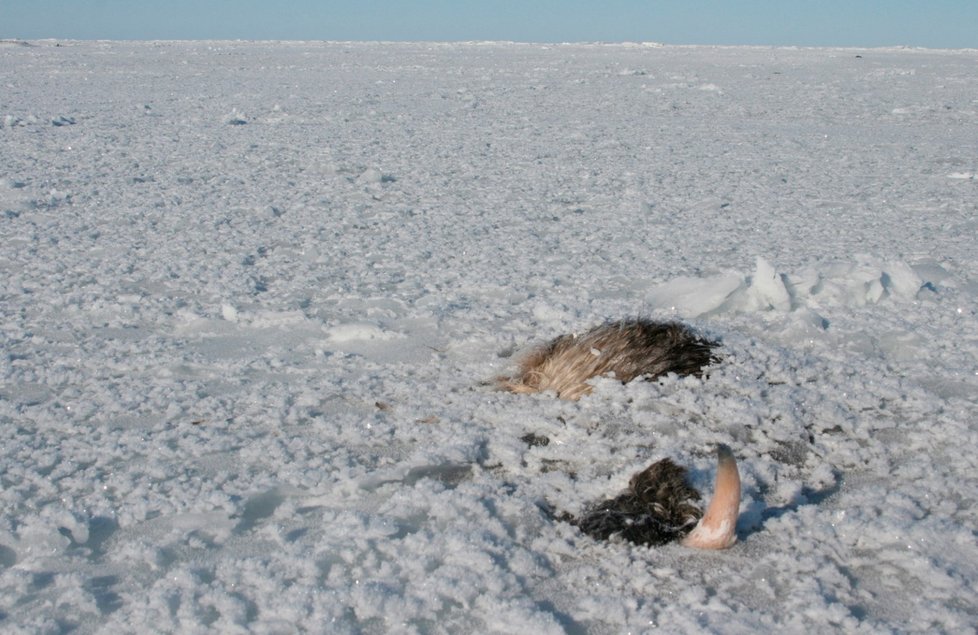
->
[2,39,977,633]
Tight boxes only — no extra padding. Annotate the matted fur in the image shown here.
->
[572,446,741,549]
[500,319,718,400]
[573,458,703,547]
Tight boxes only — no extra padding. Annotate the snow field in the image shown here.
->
[1,40,977,633]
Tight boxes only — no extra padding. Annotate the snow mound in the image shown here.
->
[647,255,931,320]
[225,108,248,125]
[325,322,404,343]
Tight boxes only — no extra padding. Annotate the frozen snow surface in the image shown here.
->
[2,40,978,633]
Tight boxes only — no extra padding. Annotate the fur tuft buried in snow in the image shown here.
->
[498,318,718,400]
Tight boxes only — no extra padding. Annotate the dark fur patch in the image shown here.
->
[572,458,703,546]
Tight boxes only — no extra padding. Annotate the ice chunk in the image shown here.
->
[646,273,745,317]
[749,256,793,311]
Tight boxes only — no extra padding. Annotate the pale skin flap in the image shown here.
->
[681,445,741,550]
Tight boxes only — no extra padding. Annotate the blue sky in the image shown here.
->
[3,1,976,48]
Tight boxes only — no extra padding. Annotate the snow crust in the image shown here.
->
[2,40,977,633]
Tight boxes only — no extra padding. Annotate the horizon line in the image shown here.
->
[4,37,977,53]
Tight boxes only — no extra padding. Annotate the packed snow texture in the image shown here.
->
[2,40,977,633]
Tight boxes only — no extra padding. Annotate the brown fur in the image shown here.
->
[499,319,718,400]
